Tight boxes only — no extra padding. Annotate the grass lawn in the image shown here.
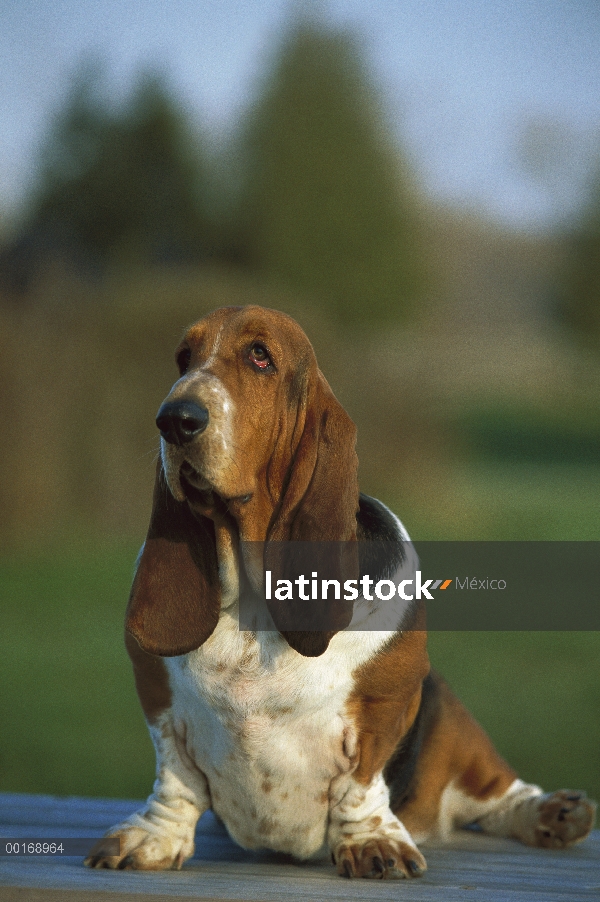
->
[388,462,600,540]
[1,462,599,804]
[0,545,154,799]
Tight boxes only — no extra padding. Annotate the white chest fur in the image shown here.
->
[164,613,392,858]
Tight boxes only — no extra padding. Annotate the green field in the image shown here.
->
[0,545,154,799]
[387,462,600,541]
[1,538,599,804]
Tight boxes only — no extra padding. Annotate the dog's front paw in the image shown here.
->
[532,790,596,849]
[85,824,194,871]
[332,834,427,879]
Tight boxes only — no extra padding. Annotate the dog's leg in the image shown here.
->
[85,636,209,870]
[477,785,596,848]
[327,772,427,879]
[396,672,596,848]
[85,709,209,870]
[423,775,595,849]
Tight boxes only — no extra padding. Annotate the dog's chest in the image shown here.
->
[165,617,387,857]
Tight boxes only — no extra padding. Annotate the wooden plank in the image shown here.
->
[0,794,598,901]
[0,892,255,902]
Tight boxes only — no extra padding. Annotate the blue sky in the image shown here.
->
[2,0,599,230]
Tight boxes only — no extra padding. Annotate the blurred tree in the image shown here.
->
[2,63,215,288]
[236,22,423,327]
[560,168,600,343]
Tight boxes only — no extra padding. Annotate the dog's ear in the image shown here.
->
[266,371,359,656]
[125,462,221,657]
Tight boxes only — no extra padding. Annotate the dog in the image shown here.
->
[85,305,595,878]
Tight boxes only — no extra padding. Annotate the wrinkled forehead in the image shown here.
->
[182,305,314,362]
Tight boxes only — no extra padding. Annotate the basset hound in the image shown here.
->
[86,305,595,879]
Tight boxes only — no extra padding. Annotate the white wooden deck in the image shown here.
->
[0,792,598,902]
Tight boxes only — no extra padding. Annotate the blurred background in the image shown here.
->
[1,1,599,806]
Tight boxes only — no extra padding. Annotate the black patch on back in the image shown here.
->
[356,494,432,802]
[356,493,406,582]
[383,670,442,812]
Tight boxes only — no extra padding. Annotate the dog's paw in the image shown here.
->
[84,824,194,871]
[532,791,596,849]
[332,836,427,879]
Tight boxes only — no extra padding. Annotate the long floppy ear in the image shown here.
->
[266,371,359,657]
[125,462,221,657]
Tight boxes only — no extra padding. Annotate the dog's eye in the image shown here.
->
[177,347,191,375]
[249,343,272,370]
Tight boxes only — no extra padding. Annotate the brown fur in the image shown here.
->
[125,462,222,657]
[130,306,360,659]
[124,630,171,723]
[395,673,517,837]
[346,624,429,785]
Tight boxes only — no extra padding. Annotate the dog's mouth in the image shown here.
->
[178,460,253,513]
[179,461,214,505]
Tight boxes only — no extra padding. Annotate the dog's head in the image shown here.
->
[126,306,359,658]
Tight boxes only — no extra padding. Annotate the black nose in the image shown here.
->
[156,401,209,446]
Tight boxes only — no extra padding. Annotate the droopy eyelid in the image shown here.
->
[248,341,277,372]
